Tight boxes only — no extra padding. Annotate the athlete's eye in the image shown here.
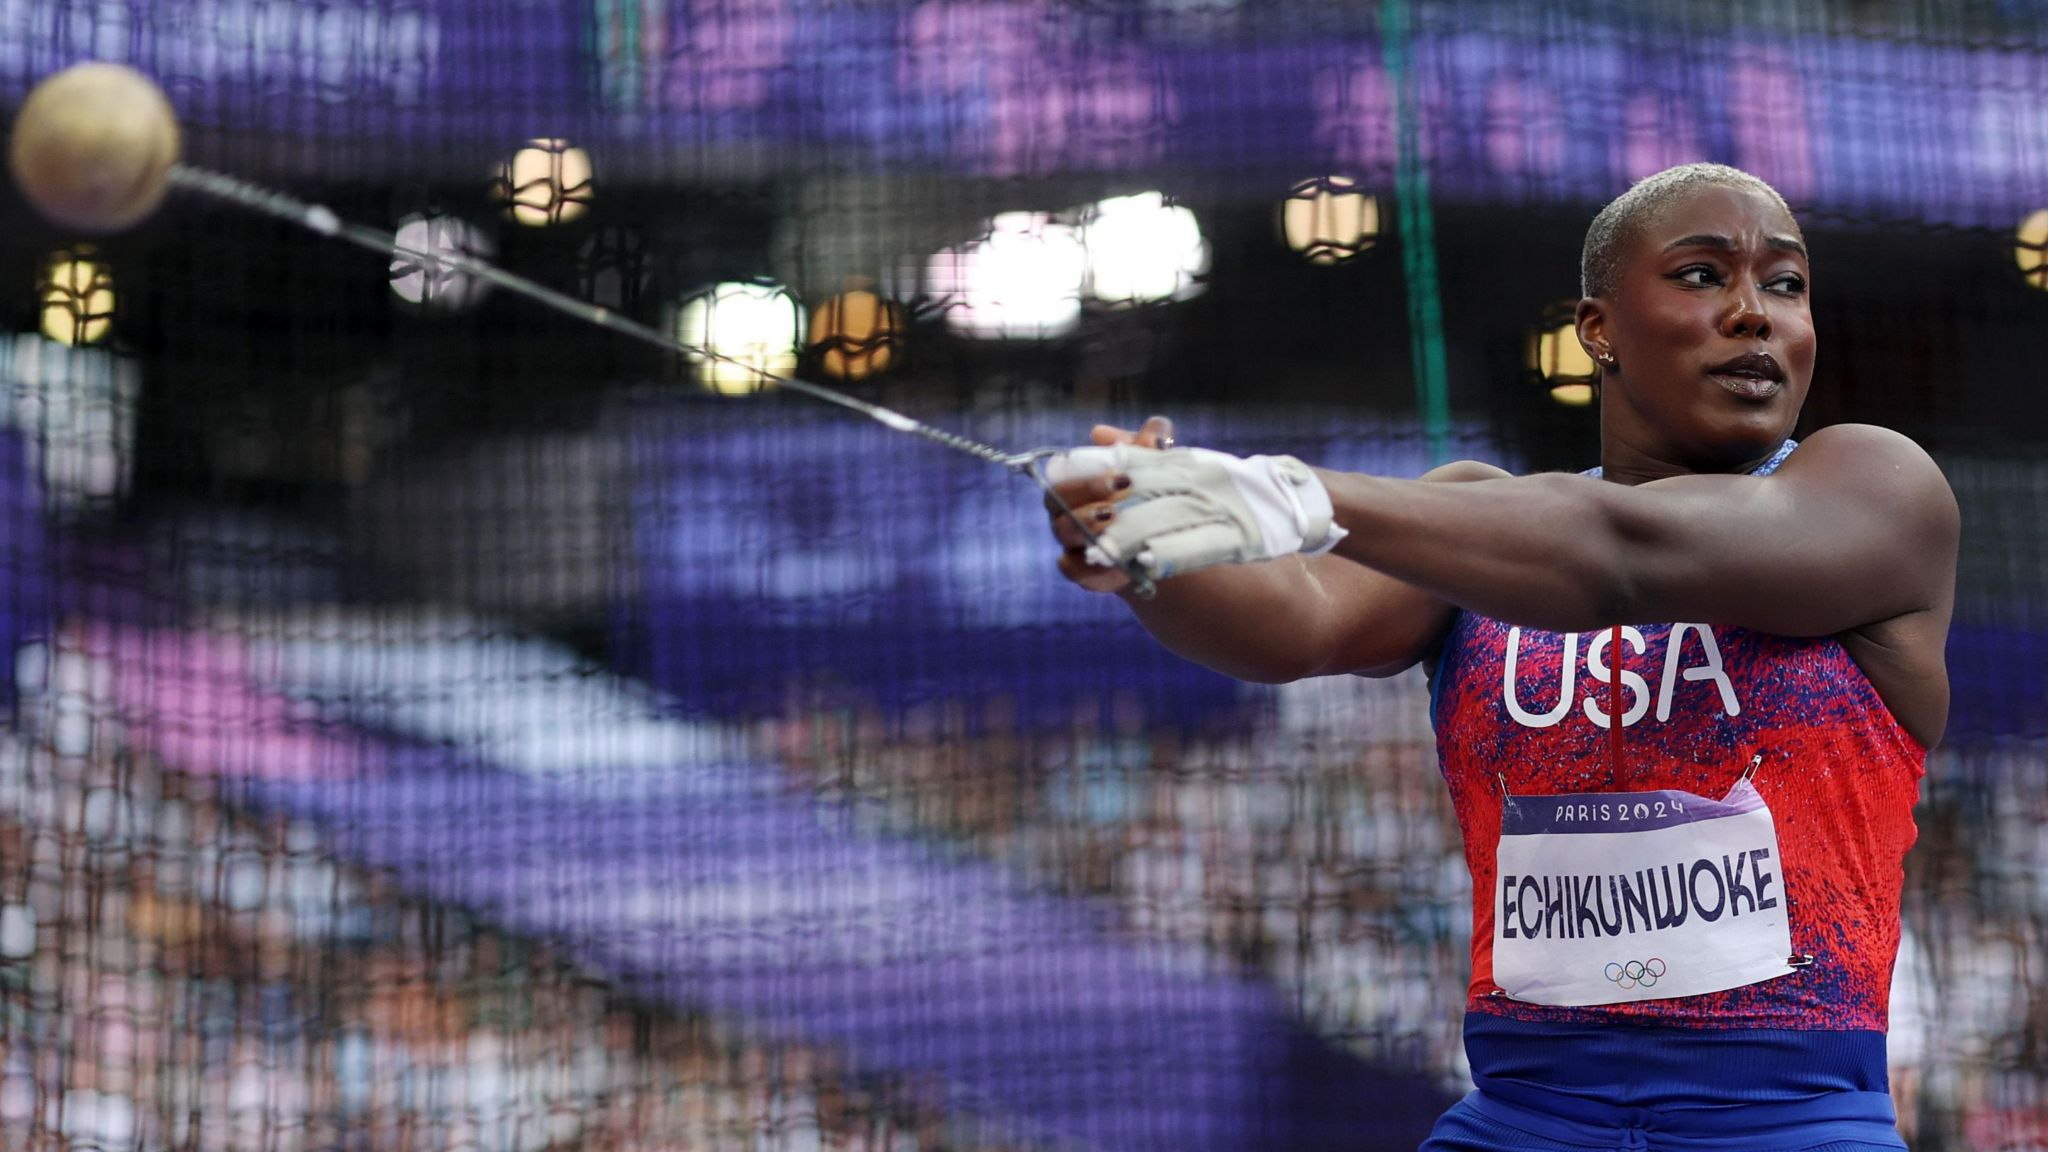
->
[1673,265,1720,287]
[1766,274,1807,296]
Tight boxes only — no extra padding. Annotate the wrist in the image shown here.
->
[1239,454,1345,556]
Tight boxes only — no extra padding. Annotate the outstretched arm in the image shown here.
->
[1317,423,1957,638]
[1052,421,1955,713]
[1047,420,1507,682]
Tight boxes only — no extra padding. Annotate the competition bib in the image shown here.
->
[1491,776,1794,1006]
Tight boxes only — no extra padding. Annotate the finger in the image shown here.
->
[1042,444,1122,484]
[1049,502,1117,550]
[1135,414,1176,450]
[1059,549,1132,593]
[1142,522,1248,577]
[1102,495,1227,554]
[1090,424,1137,446]
[1042,470,1133,512]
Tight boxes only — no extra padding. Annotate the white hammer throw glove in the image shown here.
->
[1048,444,1348,579]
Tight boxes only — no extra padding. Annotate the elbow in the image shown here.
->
[1203,650,1323,686]
[1589,562,1644,630]
[1579,490,1654,628]
[1526,536,1643,633]
[1511,582,1634,636]
[1501,475,1646,632]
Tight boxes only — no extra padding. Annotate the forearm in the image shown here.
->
[1116,556,1341,683]
[1322,470,1631,632]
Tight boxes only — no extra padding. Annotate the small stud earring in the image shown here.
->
[1597,351,1615,365]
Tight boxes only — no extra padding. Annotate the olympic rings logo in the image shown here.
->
[1603,958,1667,989]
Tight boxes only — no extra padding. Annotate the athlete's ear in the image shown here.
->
[1575,297,1612,370]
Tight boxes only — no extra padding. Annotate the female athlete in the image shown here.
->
[1044,163,1957,1151]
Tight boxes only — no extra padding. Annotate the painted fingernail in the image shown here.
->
[1094,507,1114,522]
[1113,475,1132,490]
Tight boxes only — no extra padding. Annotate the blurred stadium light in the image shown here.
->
[930,212,1089,339]
[673,280,804,394]
[1080,191,1210,307]
[1281,176,1382,265]
[36,248,115,347]
[389,214,496,311]
[1531,301,1597,408]
[494,137,596,227]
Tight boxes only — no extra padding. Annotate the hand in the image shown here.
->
[1043,416,1175,594]
[1044,417,1348,587]
[1092,446,1345,579]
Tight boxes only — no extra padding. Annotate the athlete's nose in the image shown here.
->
[1720,281,1772,341]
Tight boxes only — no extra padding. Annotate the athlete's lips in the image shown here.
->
[1706,352,1785,398]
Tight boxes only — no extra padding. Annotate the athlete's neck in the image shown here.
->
[1596,438,1787,486]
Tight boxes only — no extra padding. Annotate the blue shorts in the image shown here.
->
[1420,1090,1907,1152]
[1429,1016,1908,1152]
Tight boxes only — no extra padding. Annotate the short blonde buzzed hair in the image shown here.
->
[1580,163,1797,298]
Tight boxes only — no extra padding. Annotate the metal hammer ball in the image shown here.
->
[10,62,181,233]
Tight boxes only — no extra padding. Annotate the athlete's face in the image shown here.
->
[1578,183,1815,474]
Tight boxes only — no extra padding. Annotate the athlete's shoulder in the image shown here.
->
[1781,424,1957,534]
[1783,424,1947,484]
[1421,458,1513,483]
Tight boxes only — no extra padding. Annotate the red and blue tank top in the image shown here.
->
[1427,440,1926,1113]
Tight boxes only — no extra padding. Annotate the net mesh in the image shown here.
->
[2,2,2046,1149]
